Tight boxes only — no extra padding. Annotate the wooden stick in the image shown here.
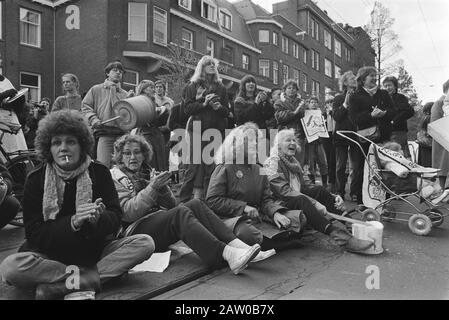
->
[327,212,371,226]
[100,116,121,125]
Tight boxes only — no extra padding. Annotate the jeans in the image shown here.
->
[301,185,343,215]
[131,199,235,268]
[321,134,336,184]
[306,141,328,177]
[97,135,120,168]
[0,195,20,230]
[0,235,154,288]
[335,143,364,199]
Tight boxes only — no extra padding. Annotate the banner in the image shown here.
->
[428,116,449,152]
[300,109,329,143]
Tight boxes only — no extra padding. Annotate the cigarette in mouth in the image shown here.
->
[65,156,69,163]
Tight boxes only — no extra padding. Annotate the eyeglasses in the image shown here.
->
[122,150,143,157]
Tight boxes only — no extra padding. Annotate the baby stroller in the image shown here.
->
[337,131,449,236]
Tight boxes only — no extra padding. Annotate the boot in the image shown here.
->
[222,244,260,275]
[329,227,374,254]
[35,267,100,300]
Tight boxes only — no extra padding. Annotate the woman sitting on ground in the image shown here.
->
[263,129,374,253]
[110,134,273,275]
[0,110,154,300]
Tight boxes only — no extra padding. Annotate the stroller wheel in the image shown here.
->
[362,209,381,222]
[408,214,432,236]
[427,209,444,228]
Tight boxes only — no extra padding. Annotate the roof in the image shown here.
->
[232,0,271,19]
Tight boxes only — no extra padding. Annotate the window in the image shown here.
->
[345,47,352,62]
[282,37,288,54]
[308,17,319,41]
[312,80,320,96]
[259,59,270,77]
[201,0,217,23]
[20,72,41,102]
[335,39,341,57]
[181,28,193,50]
[325,58,332,77]
[259,30,269,43]
[273,32,278,45]
[335,65,341,79]
[324,29,332,50]
[302,74,308,92]
[325,87,333,100]
[0,2,2,39]
[206,38,215,57]
[283,65,289,84]
[242,54,250,70]
[273,61,278,85]
[128,3,147,41]
[294,69,300,87]
[219,9,232,31]
[153,7,167,46]
[311,50,320,71]
[222,46,234,64]
[303,49,308,65]
[178,0,191,11]
[123,70,139,89]
[293,43,299,59]
[20,8,41,47]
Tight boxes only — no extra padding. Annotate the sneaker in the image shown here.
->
[226,244,261,275]
[251,249,276,263]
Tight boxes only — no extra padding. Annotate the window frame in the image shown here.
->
[335,65,341,79]
[201,0,217,23]
[311,50,320,71]
[324,29,332,50]
[273,32,278,46]
[283,65,289,84]
[123,70,140,89]
[20,71,41,102]
[153,6,168,46]
[222,45,234,64]
[334,38,342,57]
[312,80,320,96]
[219,8,232,31]
[282,37,288,54]
[293,43,299,59]
[206,38,215,57]
[259,59,270,78]
[178,0,192,11]
[181,28,194,50]
[0,2,2,40]
[19,7,41,48]
[273,61,279,85]
[294,69,300,87]
[128,2,147,42]
[302,73,308,92]
[303,49,308,65]
[242,53,250,70]
[259,29,269,43]
[324,58,332,78]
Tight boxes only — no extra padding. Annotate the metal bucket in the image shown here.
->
[113,95,156,131]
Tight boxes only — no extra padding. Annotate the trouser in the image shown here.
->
[96,135,121,168]
[301,185,343,215]
[306,141,328,177]
[233,219,264,246]
[335,143,364,199]
[132,199,235,268]
[0,195,21,230]
[141,127,169,172]
[283,195,332,234]
[0,234,154,288]
[391,131,411,158]
[294,136,307,167]
[321,134,336,184]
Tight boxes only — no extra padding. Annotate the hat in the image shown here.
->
[104,61,125,75]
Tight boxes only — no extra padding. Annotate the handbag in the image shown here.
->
[357,125,380,143]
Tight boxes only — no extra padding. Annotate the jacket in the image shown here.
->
[182,80,229,134]
[274,95,306,138]
[20,161,123,267]
[390,92,414,132]
[234,96,274,129]
[348,87,396,143]
[206,163,285,230]
[0,163,13,194]
[333,91,357,146]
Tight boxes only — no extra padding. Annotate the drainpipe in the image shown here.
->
[53,6,56,102]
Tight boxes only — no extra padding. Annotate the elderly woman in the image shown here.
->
[133,79,168,172]
[52,73,82,112]
[110,134,272,275]
[263,129,374,253]
[234,75,274,130]
[0,110,154,300]
[179,55,229,203]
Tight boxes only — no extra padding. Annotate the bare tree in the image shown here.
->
[364,1,402,85]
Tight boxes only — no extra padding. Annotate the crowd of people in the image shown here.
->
[0,55,449,300]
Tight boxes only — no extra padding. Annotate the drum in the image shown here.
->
[113,95,157,131]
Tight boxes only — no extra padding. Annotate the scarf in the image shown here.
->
[363,85,378,97]
[118,163,152,193]
[42,156,93,221]
[279,154,303,193]
[103,79,122,92]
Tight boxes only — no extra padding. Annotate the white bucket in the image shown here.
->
[352,221,384,255]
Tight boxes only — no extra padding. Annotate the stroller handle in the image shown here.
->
[336,130,374,158]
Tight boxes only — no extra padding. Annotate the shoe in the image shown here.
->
[251,249,276,263]
[329,227,374,254]
[226,244,261,275]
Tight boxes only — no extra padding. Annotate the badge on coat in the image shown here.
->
[236,170,243,179]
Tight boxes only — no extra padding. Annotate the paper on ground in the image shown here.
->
[129,251,171,273]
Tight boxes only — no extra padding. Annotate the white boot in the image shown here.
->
[228,239,276,263]
[222,244,260,275]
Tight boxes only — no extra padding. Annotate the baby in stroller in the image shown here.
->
[380,141,449,204]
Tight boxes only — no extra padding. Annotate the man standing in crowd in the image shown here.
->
[81,61,130,167]
[382,76,414,159]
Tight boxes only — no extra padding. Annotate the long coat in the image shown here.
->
[430,94,449,177]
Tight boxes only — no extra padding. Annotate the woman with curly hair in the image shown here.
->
[0,110,154,300]
[110,134,271,275]
[234,75,274,130]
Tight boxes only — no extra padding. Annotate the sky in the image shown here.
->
[239,0,449,103]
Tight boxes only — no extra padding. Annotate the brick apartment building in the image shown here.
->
[0,0,374,105]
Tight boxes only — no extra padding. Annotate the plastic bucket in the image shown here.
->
[113,95,156,131]
[352,221,384,255]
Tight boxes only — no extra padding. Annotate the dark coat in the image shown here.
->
[182,80,229,134]
[20,161,123,267]
[390,92,414,132]
[274,96,306,138]
[234,96,274,129]
[333,91,357,146]
[348,87,396,143]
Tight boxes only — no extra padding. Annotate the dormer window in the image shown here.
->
[219,8,232,31]
[178,0,191,11]
[202,0,217,23]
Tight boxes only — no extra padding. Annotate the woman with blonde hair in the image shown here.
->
[52,73,82,112]
[179,56,230,203]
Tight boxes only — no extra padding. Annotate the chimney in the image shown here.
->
[324,10,328,15]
